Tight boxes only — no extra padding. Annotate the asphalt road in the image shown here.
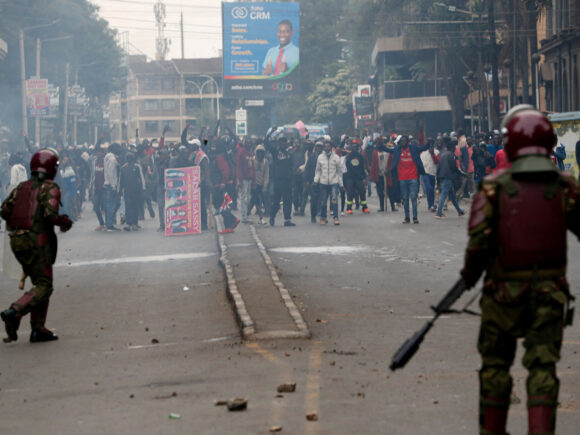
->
[1,193,579,434]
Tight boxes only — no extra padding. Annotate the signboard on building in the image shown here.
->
[222,2,300,98]
[164,167,201,236]
[236,121,247,136]
[548,112,580,178]
[26,78,49,117]
[45,85,60,118]
[68,85,89,117]
[354,97,374,117]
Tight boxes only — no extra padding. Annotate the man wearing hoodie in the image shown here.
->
[265,129,296,227]
[314,140,343,225]
[345,139,369,215]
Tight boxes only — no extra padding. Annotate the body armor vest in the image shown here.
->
[8,180,39,231]
[492,178,567,279]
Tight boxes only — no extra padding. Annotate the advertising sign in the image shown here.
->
[222,2,300,98]
[45,84,60,118]
[26,78,49,117]
[354,97,374,118]
[549,112,580,178]
[68,85,89,117]
[164,166,201,236]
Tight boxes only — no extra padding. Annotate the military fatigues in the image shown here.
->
[1,176,64,336]
[462,156,579,434]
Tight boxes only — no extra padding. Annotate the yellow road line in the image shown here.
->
[304,341,324,434]
[244,342,289,367]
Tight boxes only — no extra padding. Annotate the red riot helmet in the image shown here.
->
[501,104,557,161]
[30,148,60,179]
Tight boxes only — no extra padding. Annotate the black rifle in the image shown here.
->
[390,277,466,371]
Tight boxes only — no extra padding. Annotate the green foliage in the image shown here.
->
[0,0,126,129]
[307,63,359,122]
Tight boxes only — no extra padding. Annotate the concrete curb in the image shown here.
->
[215,215,256,338]
[249,226,311,339]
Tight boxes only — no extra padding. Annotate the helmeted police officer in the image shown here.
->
[1,148,73,343]
[461,105,578,434]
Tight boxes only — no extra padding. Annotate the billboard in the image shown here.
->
[222,2,300,98]
[26,78,49,117]
[164,167,201,236]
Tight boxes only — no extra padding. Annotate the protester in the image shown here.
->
[314,140,343,225]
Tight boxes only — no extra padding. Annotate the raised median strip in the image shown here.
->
[215,216,310,340]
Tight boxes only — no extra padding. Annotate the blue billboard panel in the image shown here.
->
[222,2,300,98]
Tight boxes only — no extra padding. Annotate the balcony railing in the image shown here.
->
[384,79,447,100]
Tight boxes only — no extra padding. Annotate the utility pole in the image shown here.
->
[488,0,500,127]
[35,38,41,146]
[181,11,184,59]
[73,70,78,146]
[20,29,28,136]
[63,63,69,146]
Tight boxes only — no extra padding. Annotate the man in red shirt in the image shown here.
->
[385,135,429,223]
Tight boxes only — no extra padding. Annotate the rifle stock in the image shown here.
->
[390,277,467,371]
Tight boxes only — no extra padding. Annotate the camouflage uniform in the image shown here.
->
[462,155,579,435]
[1,175,68,340]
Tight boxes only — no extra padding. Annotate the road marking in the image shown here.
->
[441,241,454,246]
[304,341,324,434]
[408,228,416,233]
[245,342,288,367]
[270,245,367,255]
[56,252,215,267]
[127,342,178,350]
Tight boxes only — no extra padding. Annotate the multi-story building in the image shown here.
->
[539,1,580,113]
[371,35,452,137]
[109,55,227,143]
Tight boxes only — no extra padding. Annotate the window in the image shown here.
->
[161,78,176,90]
[142,78,157,90]
[145,121,158,133]
[144,100,158,111]
[162,120,178,133]
[161,99,177,110]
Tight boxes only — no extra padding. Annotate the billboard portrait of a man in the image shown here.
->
[222,2,300,98]
[262,19,299,76]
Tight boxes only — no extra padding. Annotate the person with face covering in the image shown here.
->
[384,135,429,223]
[344,139,369,215]
[264,129,296,227]
[314,140,343,225]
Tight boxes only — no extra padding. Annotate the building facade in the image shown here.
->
[539,0,580,113]
[109,55,229,143]
[371,35,452,138]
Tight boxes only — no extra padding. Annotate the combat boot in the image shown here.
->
[30,328,59,343]
[480,395,510,435]
[528,395,556,434]
[1,307,21,342]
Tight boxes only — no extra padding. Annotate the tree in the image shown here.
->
[0,0,126,138]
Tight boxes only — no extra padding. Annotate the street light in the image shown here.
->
[199,74,220,121]
[19,20,59,138]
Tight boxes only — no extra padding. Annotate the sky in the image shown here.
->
[90,0,230,60]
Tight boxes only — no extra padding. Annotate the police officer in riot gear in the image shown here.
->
[1,148,73,343]
[461,105,579,434]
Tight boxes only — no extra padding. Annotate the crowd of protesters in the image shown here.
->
[0,124,570,234]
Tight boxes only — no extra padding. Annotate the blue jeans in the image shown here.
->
[437,178,463,215]
[104,185,120,228]
[399,178,419,220]
[422,174,435,209]
[319,184,339,219]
